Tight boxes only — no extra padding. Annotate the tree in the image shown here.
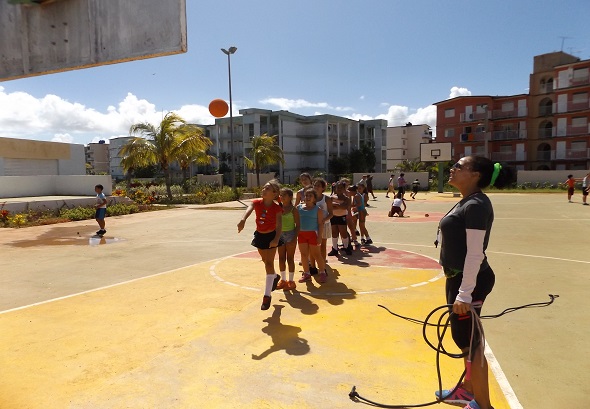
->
[395,159,427,172]
[120,112,213,199]
[243,134,285,187]
[360,142,377,172]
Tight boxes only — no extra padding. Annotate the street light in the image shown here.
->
[221,46,237,189]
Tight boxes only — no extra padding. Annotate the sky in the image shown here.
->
[1,0,589,146]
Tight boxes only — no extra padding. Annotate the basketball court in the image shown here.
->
[1,192,587,408]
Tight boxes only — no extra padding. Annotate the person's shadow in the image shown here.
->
[251,305,310,360]
[295,266,357,307]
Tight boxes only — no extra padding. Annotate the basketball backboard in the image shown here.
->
[420,142,452,162]
[0,0,187,81]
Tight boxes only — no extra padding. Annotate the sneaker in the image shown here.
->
[96,230,102,235]
[584,203,589,205]
[286,281,297,290]
[365,239,373,245]
[276,279,288,290]
[328,247,339,256]
[271,274,280,291]
[309,266,319,276]
[317,271,328,283]
[261,295,272,310]
[298,273,312,283]
[344,246,353,255]
[361,238,366,244]
[463,400,482,409]
[434,384,474,405]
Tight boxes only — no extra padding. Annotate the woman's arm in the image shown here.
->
[454,228,487,311]
[317,208,324,245]
[325,195,334,220]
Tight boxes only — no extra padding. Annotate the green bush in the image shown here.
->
[107,203,140,216]
[59,206,96,221]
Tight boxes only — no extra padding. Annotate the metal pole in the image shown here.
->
[227,53,235,190]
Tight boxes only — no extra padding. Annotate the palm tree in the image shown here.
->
[244,134,285,186]
[394,159,427,172]
[119,112,213,199]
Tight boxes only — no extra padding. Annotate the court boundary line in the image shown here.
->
[485,344,524,409]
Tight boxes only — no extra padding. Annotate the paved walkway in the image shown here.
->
[1,192,587,408]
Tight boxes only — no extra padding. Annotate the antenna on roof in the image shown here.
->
[559,36,572,51]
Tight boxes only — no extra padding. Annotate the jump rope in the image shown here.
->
[348,294,559,408]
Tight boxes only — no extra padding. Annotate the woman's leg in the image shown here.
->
[299,243,310,274]
[309,243,326,273]
[278,244,287,273]
[285,240,297,279]
[463,345,492,409]
[258,248,277,275]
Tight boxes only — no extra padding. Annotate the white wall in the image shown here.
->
[197,174,223,186]
[517,170,589,185]
[0,175,112,198]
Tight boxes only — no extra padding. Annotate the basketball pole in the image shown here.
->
[438,163,444,193]
[221,46,237,190]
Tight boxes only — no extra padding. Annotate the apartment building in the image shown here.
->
[84,140,110,174]
[434,51,590,170]
[207,108,387,183]
[108,136,134,179]
[384,123,432,171]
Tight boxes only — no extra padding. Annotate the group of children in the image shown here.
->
[237,173,373,310]
[564,173,590,205]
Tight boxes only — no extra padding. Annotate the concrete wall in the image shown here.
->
[247,173,276,188]
[352,172,429,190]
[196,174,223,186]
[0,175,112,198]
[517,170,589,185]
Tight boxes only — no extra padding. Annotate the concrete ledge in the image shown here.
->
[0,196,133,213]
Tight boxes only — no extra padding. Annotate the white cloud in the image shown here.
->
[259,97,353,112]
[51,133,74,143]
[360,95,365,100]
[0,87,218,144]
[449,86,472,98]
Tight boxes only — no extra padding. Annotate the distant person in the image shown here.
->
[295,172,313,205]
[388,192,406,217]
[356,184,372,245]
[397,173,407,198]
[583,172,590,205]
[386,174,395,198]
[366,174,377,200]
[296,188,327,284]
[94,184,107,236]
[276,188,298,291]
[410,178,421,199]
[563,174,575,203]
[329,181,352,256]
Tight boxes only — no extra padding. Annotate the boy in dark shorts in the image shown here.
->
[94,184,107,236]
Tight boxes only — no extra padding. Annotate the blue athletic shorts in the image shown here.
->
[95,208,107,220]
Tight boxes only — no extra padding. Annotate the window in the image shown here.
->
[248,124,254,137]
[572,92,587,103]
[502,102,514,112]
[444,128,455,138]
[445,108,455,118]
[571,141,587,151]
[573,67,589,80]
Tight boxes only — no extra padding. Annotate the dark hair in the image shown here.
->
[400,173,405,177]
[280,187,293,198]
[95,184,104,191]
[299,173,312,184]
[303,187,318,201]
[313,177,327,189]
[465,156,515,189]
[347,185,358,192]
[567,174,573,178]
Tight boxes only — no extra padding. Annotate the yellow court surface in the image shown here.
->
[1,246,511,408]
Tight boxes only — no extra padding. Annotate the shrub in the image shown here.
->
[107,203,140,216]
[59,206,96,221]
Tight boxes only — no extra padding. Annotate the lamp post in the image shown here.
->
[221,46,237,189]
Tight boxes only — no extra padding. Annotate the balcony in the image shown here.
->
[491,130,526,141]
[555,148,590,160]
[537,128,554,139]
[459,132,488,142]
[536,150,553,161]
[459,111,489,123]
[566,99,590,112]
[490,151,526,162]
[492,108,527,119]
[571,76,590,87]
[539,106,553,116]
[555,125,589,137]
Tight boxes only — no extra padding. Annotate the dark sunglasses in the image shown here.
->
[452,162,466,169]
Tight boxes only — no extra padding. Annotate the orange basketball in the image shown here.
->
[209,99,229,118]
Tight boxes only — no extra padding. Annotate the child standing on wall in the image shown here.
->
[94,184,107,236]
[237,180,284,310]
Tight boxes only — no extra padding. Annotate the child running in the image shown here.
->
[388,192,407,217]
[410,178,420,199]
[276,188,298,291]
[237,180,284,310]
[312,178,333,267]
[356,183,373,245]
[329,181,352,256]
[296,188,328,284]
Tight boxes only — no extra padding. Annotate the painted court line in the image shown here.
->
[486,344,524,409]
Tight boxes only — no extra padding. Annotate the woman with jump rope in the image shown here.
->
[434,156,514,409]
